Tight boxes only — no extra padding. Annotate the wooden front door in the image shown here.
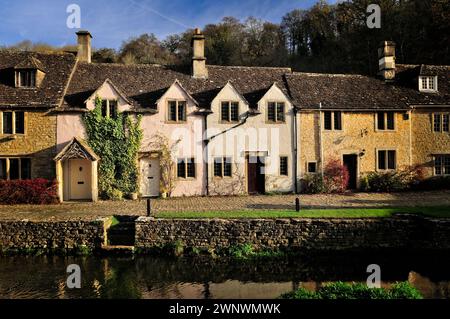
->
[343,154,358,190]
[69,159,92,200]
[247,156,265,194]
[140,157,160,197]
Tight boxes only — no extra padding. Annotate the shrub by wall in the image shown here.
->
[302,159,349,194]
[280,281,422,299]
[0,179,58,204]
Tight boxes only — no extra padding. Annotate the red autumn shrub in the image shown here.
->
[323,159,350,193]
[0,178,58,204]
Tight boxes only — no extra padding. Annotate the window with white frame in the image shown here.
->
[221,101,239,122]
[324,111,342,130]
[0,158,31,180]
[279,156,288,176]
[15,70,36,87]
[419,76,438,92]
[100,100,118,118]
[377,150,396,170]
[213,157,232,177]
[307,162,317,173]
[168,100,186,122]
[377,112,395,130]
[177,158,195,179]
[267,102,285,123]
[433,113,450,133]
[434,155,450,176]
[1,111,25,135]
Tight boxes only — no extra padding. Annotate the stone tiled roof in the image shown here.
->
[286,64,450,110]
[62,62,292,109]
[0,51,77,108]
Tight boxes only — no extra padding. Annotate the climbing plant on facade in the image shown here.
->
[83,97,143,199]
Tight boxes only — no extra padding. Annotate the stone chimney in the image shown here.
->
[76,30,92,63]
[191,28,208,79]
[378,41,395,81]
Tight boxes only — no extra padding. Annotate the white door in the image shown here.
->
[140,157,160,197]
[69,159,92,200]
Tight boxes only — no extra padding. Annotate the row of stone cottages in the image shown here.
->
[0,29,449,201]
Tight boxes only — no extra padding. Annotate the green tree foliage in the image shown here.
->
[92,48,118,63]
[3,1,448,72]
[118,33,176,65]
[83,97,143,199]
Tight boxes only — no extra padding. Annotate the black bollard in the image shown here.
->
[147,198,151,217]
[295,197,300,212]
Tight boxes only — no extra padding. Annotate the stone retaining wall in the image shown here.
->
[0,219,106,251]
[135,215,450,251]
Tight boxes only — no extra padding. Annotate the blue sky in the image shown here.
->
[0,0,335,49]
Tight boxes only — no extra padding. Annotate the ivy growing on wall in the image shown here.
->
[83,97,143,199]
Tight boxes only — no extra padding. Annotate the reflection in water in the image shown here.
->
[0,252,449,299]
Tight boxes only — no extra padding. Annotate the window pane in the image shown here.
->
[435,156,443,175]
[378,150,386,170]
[334,111,342,130]
[277,103,285,122]
[20,158,31,179]
[377,112,385,130]
[443,114,449,132]
[421,77,427,90]
[428,77,435,90]
[221,102,230,122]
[187,158,195,178]
[433,114,441,132]
[109,101,118,119]
[0,159,6,179]
[230,102,239,122]
[387,150,396,170]
[177,101,186,121]
[387,112,394,130]
[324,111,332,130]
[177,159,186,178]
[280,156,288,176]
[10,159,20,180]
[267,102,276,122]
[445,156,450,175]
[213,158,222,177]
[3,112,13,134]
[101,100,108,117]
[308,162,317,173]
[168,101,177,121]
[223,157,232,177]
[14,111,25,134]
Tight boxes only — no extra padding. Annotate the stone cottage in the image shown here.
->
[0,30,449,201]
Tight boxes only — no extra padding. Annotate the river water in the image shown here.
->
[0,251,449,299]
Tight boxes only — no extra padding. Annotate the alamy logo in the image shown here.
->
[66,4,81,29]
[66,264,81,289]
[366,4,381,29]
[366,264,381,288]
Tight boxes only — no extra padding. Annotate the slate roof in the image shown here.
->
[62,62,292,110]
[286,64,450,110]
[0,51,77,108]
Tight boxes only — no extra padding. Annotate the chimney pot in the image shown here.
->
[76,30,92,63]
[378,41,396,81]
[191,28,208,79]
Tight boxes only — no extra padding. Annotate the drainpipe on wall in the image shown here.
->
[319,102,324,178]
[409,107,413,167]
[293,106,299,194]
[203,113,210,196]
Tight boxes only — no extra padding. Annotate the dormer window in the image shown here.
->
[419,76,438,92]
[15,69,36,88]
[101,100,118,119]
